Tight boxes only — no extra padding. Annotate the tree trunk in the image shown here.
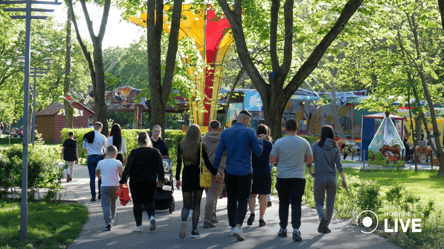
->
[67,0,111,136]
[64,8,73,128]
[147,0,183,135]
[407,84,418,171]
[330,81,346,140]
[93,43,108,136]
[264,106,285,142]
[406,13,444,177]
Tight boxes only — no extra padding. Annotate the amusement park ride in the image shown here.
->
[128,4,234,130]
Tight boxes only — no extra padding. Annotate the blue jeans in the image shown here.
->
[276,178,306,229]
[87,155,104,198]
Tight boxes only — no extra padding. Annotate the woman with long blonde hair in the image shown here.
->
[176,124,222,239]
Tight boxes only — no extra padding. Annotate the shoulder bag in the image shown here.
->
[199,142,212,188]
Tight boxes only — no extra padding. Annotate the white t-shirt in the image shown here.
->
[97,159,123,186]
[107,136,127,154]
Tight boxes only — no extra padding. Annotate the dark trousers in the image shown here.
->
[130,180,157,226]
[116,154,124,165]
[87,155,104,198]
[276,178,306,229]
[225,172,253,227]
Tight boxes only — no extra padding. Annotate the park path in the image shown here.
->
[60,164,401,249]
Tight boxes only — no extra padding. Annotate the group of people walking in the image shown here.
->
[62,110,348,242]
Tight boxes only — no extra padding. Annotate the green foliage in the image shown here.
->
[0,200,89,249]
[299,135,319,144]
[0,138,23,145]
[0,144,63,199]
[0,15,90,124]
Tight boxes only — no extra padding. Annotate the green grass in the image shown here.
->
[0,200,88,249]
[342,160,361,164]
[343,168,444,212]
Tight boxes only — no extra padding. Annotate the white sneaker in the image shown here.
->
[134,225,142,232]
[179,221,187,239]
[232,225,245,241]
[229,227,235,236]
[149,216,156,231]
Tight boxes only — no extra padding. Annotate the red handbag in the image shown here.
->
[116,183,131,206]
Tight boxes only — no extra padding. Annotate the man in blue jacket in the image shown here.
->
[213,110,264,241]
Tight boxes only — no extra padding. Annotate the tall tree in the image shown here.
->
[217,0,363,139]
[146,0,183,133]
[64,6,73,128]
[67,0,111,135]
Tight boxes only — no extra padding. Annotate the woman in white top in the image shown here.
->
[107,124,128,164]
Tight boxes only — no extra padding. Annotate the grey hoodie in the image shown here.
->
[312,138,343,176]
[202,131,226,168]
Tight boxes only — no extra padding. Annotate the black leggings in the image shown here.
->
[181,189,203,231]
[130,180,156,226]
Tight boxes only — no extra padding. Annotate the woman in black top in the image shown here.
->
[176,124,222,239]
[151,125,169,156]
[247,124,273,227]
[120,132,165,232]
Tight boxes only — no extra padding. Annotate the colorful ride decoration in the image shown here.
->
[128,5,234,127]
[367,112,405,167]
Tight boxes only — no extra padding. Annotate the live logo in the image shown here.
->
[384,219,422,233]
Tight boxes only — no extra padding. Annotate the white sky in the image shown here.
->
[51,3,144,49]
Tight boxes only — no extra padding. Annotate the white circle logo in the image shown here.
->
[357,210,379,234]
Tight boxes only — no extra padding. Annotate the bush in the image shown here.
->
[0,138,23,145]
[0,144,63,200]
[300,135,319,144]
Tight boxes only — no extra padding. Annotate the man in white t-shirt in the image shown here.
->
[96,145,123,231]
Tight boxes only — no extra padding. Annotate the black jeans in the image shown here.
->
[276,178,306,229]
[129,180,157,226]
[225,172,253,227]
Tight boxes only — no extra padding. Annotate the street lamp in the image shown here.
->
[17,56,54,145]
[0,0,61,242]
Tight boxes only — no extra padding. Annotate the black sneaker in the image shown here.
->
[247,213,255,226]
[267,201,272,207]
[105,224,111,231]
[91,197,96,202]
[98,195,101,200]
[278,228,287,237]
[293,229,302,241]
[322,227,331,234]
[318,217,328,233]
[191,230,200,237]
[259,220,266,227]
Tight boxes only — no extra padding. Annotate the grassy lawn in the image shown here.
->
[343,168,444,212]
[0,200,88,249]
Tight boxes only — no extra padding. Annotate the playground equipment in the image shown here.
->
[129,5,234,128]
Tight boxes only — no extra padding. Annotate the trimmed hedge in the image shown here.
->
[0,138,23,145]
[299,135,318,144]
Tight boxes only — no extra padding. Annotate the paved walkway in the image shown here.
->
[61,164,401,249]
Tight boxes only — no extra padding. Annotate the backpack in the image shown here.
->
[83,131,95,143]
